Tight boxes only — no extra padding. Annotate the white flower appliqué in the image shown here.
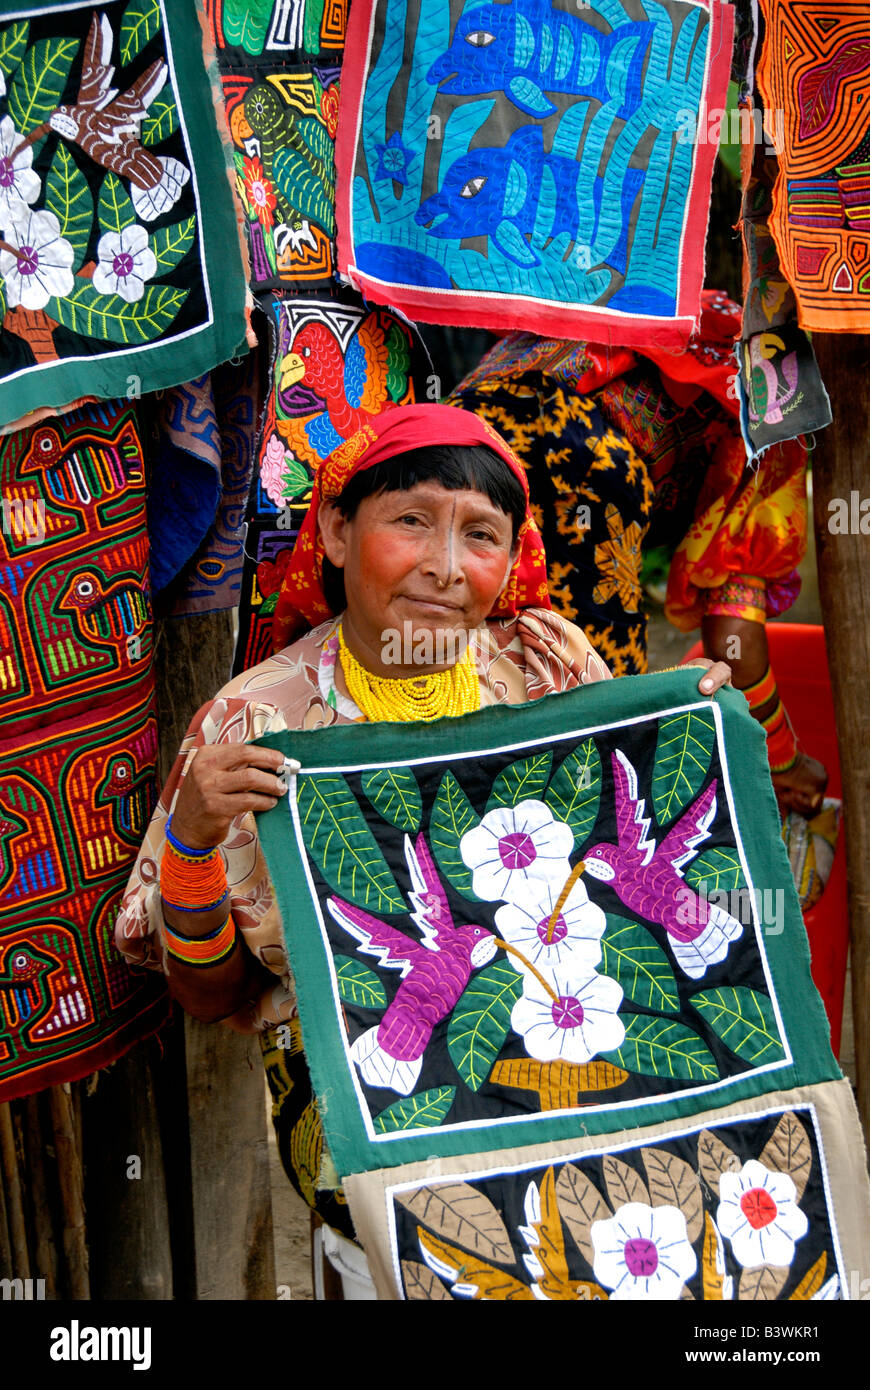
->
[715,1159,808,1268]
[494,875,606,975]
[92,225,157,303]
[510,965,624,1065]
[460,800,574,905]
[0,117,41,227]
[0,206,74,309]
[591,1202,698,1299]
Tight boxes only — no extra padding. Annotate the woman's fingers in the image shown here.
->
[691,659,732,694]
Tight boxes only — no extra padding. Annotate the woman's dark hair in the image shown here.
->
[322,444,526,614]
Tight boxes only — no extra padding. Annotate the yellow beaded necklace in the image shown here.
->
[338,623,481,723]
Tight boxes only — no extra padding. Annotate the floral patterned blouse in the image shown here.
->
[115,607,611,1031]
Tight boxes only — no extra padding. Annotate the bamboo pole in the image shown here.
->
[48,1084,89,1299]
[0,1122,13,1278]
[24,1094,59,1298]
[811,333,870,1140]
[0,1102,30,1281]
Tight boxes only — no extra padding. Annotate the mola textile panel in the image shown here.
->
[335,0,734,348]
[255,669,870,1299]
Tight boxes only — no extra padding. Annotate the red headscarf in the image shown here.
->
[272,404,551,651]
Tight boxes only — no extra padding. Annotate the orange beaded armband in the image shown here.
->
[160,838,228,913]
[163,914,237,968]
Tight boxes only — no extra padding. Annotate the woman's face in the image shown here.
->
[319,480,518,676]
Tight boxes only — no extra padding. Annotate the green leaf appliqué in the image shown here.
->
[97,172,137,235]
[0,20,30,80]
[690,986,785,1066]
[684,846,747,896]
[297,773,405,914]
[360,768,422,833]
[373,1086,456,1133]
[603,1014,718,1081]
[430,769,480,900]
[486,751,552,812]
[120,0,162,64]
[545,739,602,846]
[447,960,524,1091]
[149,216,196,273]
[45,145,93,270]
[600,914,680,1013]
[46,281,188,344]
[334,955,387,1010]
[142,93,179,146]
[652,710,716,825]
[9,36,79,134]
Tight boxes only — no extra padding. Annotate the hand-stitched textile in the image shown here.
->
[0,399,168,1099]
[148,352,260,614]
[219,61,341,292]
[738,118,832,456]
[232,295,432,674]
[203,0,347,62]
[757,0,870,332]
[0,0,248,428]
[256,670,841,1184]
[335,0,734,347]
[346,1079,870,1298]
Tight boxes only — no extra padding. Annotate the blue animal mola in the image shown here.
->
[426,0,652,118]
[415,125,643,272]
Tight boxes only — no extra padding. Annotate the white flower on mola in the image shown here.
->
[0,206,74,310]
[92,225,157,303]
[591,1202,698,1299]
[494,875,606,975]
[511,965,624,1065]
[716,1159,808,1268]
[459,800,574,905]
[0,116,41,227]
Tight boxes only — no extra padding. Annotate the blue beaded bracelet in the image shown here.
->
[165,814,218,859]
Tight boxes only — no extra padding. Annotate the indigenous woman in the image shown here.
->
[116,404,729,1271]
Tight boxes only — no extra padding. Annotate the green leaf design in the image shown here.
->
[545,739,602,846]
[46,281,188,345]
[334,954,387,1010]
[297,773,405,914]
[600,915,680,1014]
[98,172,137,235]
[603,1014,718,1081]
[149,216,195,273]
[9,36,79,134]
[652,710,716,825]
[430,770,480,901]
[281,459,311,500]
[360,768,421,833]
[0,20,29,79]
[447,960,524,1091]
[0,276,6,321]
[486,751,553,813]
[684,846,747,895]
[373,1086,456,1134]
[45,145,93,271]
[142,93,179,146]
[690,986,785,1066]
[120,0,162,64]
[223,0,272,56]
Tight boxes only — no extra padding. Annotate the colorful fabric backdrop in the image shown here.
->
[336,0,733,346]
[0,0,248,429]
[0,400,168,1101]
[233,293,433,673]
[757,0,870,332]
[203,0,344,292]
[255,670,869,1298]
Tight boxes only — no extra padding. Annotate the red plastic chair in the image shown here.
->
[682,623,848,1054]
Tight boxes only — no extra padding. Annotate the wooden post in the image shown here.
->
[48,1085,89,1299]
[811,333,870,1138]
[154,611,277,1300]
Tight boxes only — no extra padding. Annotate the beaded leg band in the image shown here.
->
[740,664,798,773]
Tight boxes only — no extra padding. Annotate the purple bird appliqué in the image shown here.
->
[581,749,743,979]
[327,832,498,1095]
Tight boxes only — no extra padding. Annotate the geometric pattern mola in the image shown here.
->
[0,399,168,1101]
[336,0,734,347]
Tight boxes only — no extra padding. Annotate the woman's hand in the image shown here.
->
[683,658,732,696]
[772,750,828,819]
[170,744,287,851]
